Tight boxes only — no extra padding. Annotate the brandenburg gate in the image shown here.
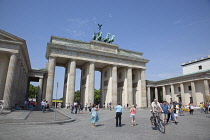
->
[45,35,149,107]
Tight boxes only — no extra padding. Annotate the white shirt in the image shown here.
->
[151,102,161,112]
[41,101,46,106]
[190,105,194,109]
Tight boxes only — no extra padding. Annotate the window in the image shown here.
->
[178,87,181,92]
[188,86,192,91]
[198,65,202,70]
[169,88,171,93]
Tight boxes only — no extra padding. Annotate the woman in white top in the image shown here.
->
[189,102,194,115]
[173,102,179,125]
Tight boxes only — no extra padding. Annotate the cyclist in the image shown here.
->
[150,99,163,125]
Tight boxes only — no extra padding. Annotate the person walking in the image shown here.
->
[71,104,74,114]
[179,101,184,116]
[166,102,171,124]
[89,103,92,112]
[189,102,194,115]
[169,101,175,122]
[115,103,123,127]
[90,104,99,127]
[130,105,136,126]
[199,102,204,113]
[109,102,112,111]
[173,101,179,125]
[204,102,209,114]
[161,101,169,125]
[41,99,46,113]
[85,103,88,112]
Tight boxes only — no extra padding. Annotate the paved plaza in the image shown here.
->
[0,108,209,140]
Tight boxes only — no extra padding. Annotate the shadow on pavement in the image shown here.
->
[95,124,104,127]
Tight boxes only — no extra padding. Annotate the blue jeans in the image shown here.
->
[171,112,175,121]
[41,105,46,112]
[200,108,203,113]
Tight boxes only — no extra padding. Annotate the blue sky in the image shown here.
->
[1,0,210,99]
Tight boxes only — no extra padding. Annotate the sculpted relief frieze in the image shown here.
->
[51,48,145,67]
[91,45,117,54]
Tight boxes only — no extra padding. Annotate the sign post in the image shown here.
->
[54,82,58,120]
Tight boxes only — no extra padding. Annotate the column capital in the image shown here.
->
[89,61,94,64]
[10,52,18,56]
[68,59,77,62]
[112,65,117,68]
[49,56,56,59]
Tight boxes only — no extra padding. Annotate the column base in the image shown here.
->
[2,106,13,112]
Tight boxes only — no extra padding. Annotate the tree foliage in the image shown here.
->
[28,84,38,98]
[73,89,101,104]
[94,89,100,104]
[74,90,81,103]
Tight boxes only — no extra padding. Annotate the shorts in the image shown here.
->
[162,114,168,120]
[130,114,135,118]
[174,113,178,117]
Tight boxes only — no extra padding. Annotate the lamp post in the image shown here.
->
[54,82,58,120]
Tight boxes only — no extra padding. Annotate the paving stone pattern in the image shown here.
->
[0,108,209,140]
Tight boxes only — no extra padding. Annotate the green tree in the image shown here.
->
[94,89,100,104]
[28,84,38,98]
[73,89,101,104]
[74,90,80,103]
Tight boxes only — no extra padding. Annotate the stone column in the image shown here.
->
[16,61,23,105]
[45,57,56,106]
[21,68,26,103]
[147,87,151,107]
[180,83,185,105]
[155,87,158,101]
[37,77,43,107]
[204,80,210,102]
[171,85,175,101]
[100,70,103,107]
[191,81,197,105]
[12,59,21,104]
[162,86,166,101]
[3,53,18,109]
[0,54,9,100]
[141,69,147,107]
[19,65,24,105]
[88,62,95,104]
[42,74,47,100]
[112,65,117,107]
[135,70,141,108]
[127,67,133,106]
[66,60,76,105]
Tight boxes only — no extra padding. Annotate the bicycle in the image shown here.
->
[150,111,165,133]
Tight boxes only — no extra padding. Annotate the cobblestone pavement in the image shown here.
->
[0,108,71,124]
[0,108,209,140]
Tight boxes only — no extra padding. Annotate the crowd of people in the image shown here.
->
[89,99,210,128]
[150,99,210,127]
[199,102,210,114]
[10,98,210,128]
